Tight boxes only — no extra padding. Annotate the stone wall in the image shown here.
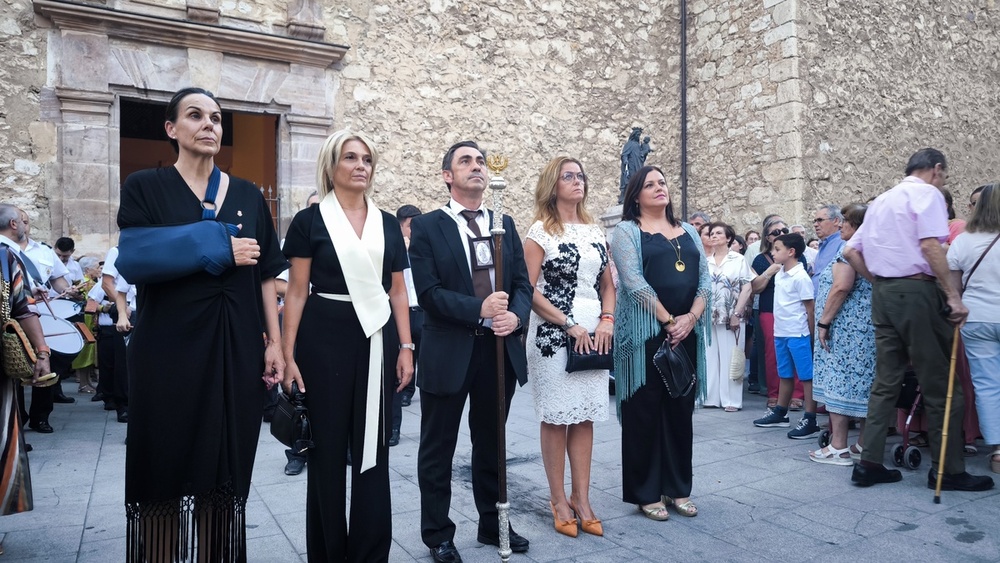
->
[0,0,51,230]
[799,0,1000,220]
[320,0,683,231]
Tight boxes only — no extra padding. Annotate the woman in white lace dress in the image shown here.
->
[524,156,615,538]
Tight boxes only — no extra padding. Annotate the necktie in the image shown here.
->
[459,209,493,299]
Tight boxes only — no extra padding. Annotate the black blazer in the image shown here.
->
[408,208,533,395]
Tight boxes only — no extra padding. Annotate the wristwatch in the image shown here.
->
[399,343,416,351]
[561,316,577,331]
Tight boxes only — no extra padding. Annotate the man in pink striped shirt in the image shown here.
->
[843,148,993,492]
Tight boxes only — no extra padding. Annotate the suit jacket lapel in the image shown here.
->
[437,211,475,295]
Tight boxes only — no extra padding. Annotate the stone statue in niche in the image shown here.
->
[619,127,650,204]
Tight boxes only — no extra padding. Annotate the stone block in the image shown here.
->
[769,57,800,82]
[61,126,111,165]
[751,94,776,109]
[57,31,110,91]
[765,102,804,134]
[776,131,803,159]
[29,122,58,163]
[107,42,189,92]
[764,0,788,8]
[782,36,800,58]
[763,21,796,46]
[772,0,797,25]
[777,78,802,104]
[749,15,772,33]
[740,81,763,99]
[762,159,803,182]
[62,162,112,200]
[188,48,224,93]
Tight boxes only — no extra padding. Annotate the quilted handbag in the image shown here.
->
[652,335,696,399]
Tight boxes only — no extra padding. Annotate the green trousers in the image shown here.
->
[861,278,966,474]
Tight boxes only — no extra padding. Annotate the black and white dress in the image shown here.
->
[526,221,610,425]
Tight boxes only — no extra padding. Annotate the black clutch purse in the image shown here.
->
[652,336,696,399]
[565,333,614,373]
[270,381,314,454]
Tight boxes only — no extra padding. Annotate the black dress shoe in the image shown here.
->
[429,540,462,563]
[851,462,902,487]
[28,421,53,434]
[388,428,400,447]
[284,450,306,476]
[477,527,529,553]
[400,392,412,407]
[104,401,116,411]
[927,469,995,491]
[24,443,32,452]
[91,391,106,402]
[117,408,129,423]
[53,392,76,404]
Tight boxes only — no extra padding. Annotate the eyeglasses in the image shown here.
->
[559,172,587,183]
[812,217,830,224]
[767,227,789,237]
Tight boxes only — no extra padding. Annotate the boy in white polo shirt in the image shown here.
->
[753,233,820,439]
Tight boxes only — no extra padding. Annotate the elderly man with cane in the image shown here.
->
[843,148,994,492]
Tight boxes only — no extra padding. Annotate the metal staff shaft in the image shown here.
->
[488,159,511,562]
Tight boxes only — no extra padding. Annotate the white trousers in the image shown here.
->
[704,323,745,409]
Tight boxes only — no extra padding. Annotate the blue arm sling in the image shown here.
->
[116,166,240,285]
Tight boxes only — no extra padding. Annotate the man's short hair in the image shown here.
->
[904,148,946,176]
[689,211,711,223]
[55,237,75,252]
[0,204,19,233]
[441,141,485,190]
[775,233,806,258]
[817,204,843,222]
[396,205,422,221]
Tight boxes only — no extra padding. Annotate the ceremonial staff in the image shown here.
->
[487,154,512,562]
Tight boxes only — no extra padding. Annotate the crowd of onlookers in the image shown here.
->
[5,126,999,562]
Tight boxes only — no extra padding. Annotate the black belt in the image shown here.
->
[472,326,494,337]
[875,273,936,282]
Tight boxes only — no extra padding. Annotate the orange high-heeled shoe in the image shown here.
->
[568,501,603,536]
[550,501,578,537]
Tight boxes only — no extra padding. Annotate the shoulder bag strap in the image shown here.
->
[962,232,1000,292]
[200,166,222,220]
[0,246,10,285]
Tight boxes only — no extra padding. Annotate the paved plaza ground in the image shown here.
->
[2,380,998,562]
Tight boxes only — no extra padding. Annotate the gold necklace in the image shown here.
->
[667,229,685,272]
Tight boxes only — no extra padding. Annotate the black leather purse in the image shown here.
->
[652,336,696,399]
[270,381,314,454]
[565,334,614,373]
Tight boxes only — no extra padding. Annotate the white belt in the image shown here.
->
[316,292,383,473]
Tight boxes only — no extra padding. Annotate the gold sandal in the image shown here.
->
[664,496,698,517]
[991,448,1000,474]
[638,503,669,521]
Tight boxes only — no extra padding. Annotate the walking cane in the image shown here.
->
[933,324,962,504]
[487,155,512,561]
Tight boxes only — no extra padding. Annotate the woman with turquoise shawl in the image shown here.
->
[610,165,711,522]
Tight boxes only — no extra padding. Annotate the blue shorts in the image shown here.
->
[774,335,813,381]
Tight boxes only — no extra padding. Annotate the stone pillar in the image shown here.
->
[54,88,117,252]
[281,114,332,230]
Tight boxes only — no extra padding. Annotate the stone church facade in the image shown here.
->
[1,0,996,254]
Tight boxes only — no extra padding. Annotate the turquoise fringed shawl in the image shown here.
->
[610,220,712,421]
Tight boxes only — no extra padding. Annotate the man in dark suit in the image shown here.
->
[409,141,533,563]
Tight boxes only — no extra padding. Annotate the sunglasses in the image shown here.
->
[767,227,789,237]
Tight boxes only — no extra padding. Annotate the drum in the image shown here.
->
[44,298,84,321]
[38,314,85,356]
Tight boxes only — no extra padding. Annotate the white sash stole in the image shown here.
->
[318,192,390,473]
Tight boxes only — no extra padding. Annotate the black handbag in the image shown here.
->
[565,333,614,373]
[270,381,314,454]
[652,336,696,399]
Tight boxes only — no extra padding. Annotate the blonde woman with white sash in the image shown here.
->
[282,129,414,562]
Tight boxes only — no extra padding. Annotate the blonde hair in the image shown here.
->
[532,156,594,236]
[315,129,379,199]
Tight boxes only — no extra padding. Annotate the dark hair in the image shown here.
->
[806,237,818,246]
[55,237,75,252]
[165,87,220,153]
[707,221,736,245]
[744,229,760,240]
[761,214,781,228]
[620,165,678,226]
[841,202,867,228]
[942,189,956,220]
[396,204,422,221]
[972,184,989,199]
[441,140,485,190]
[904,148,946,176]
[775,233,805,258]
[733,234,747,254]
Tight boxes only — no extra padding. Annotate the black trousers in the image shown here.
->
[621,331,697,504]
[391,307,423,432]
[418,334,516,547]
[97,326,129,408]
